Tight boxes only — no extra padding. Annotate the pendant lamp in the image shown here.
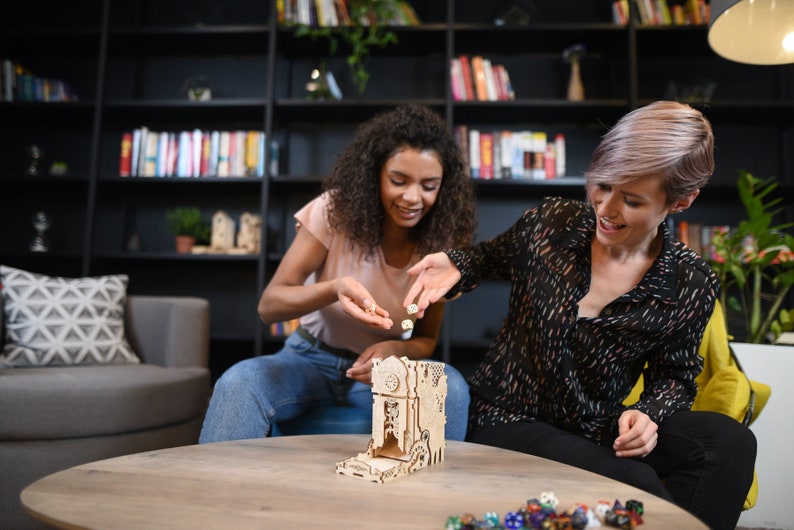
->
[708,0,794,65]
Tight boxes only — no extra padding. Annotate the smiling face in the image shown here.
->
[379,147,443,233]
[587,174,682,252]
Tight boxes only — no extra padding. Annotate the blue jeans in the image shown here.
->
[199,331,471,442]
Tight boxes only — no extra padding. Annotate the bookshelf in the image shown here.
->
[1,0,793,378]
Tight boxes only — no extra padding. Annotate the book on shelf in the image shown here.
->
[468,129,480,179]
[281,0,420,27]
[479,132,495,180]
[458,55,475,101]
[673,221,730,259]
[217,131,231,177]
[455,124,469,170]
[482,58,498,101]
[451,55,516,102]
[142,133,159,177]
[450,58,464,101]
[269,318,300,338]
[0,58,78,102]
[631,0,708,25]
[531,131,547,180]
[119,133,133,177]
[499,131,513,179]
[611,0,630,25]
[471,56,489,101]
[119,128,276,178]
[458,127,568,181]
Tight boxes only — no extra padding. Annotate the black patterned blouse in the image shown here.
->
[447,197,718,445]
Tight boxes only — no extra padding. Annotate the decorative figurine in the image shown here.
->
[336,356,447,483]
[30,211,50,252]
[211,210,235,252]
[27,145,43,176]
[235,212,262,254]
[126,233,143,252]
[181,76,214,101]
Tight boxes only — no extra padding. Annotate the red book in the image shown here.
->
[119,132,132,176]
[458,55,475,101]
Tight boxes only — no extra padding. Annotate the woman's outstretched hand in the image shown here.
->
[403,252,461,319]
[337,276,393,330]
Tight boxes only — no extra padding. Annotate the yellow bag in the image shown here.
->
[624,301,770,510]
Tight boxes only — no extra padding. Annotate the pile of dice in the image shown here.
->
[445,493,644,529]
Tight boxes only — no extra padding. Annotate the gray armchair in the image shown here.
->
[0,296,211,529]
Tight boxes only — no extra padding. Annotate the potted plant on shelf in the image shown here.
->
[708,170,794,344]
[166,207,211,254]
[291,0,410,94]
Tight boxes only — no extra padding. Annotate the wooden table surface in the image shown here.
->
[21,434,706,529]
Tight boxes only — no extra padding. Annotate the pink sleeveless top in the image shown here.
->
[296,193,420,354]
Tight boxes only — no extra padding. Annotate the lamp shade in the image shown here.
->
[708,0,794,65]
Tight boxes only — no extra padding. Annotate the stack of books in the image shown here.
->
[278,0,420,27]
[0,59,78,102]
[450,55,515,102]
[456,126,566,180]
[625,0,710,26]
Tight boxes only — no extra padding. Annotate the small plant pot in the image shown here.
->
[175,235,196,254]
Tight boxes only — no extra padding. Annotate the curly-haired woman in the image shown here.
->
[200,104,477,442]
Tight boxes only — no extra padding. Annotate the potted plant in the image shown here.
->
[708,170,794,343]
[166,207,210,254]
[291,0,407,94]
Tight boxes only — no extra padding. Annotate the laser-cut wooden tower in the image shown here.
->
[336,356,447,483]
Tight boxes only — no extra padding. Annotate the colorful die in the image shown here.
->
[539,491,559,509]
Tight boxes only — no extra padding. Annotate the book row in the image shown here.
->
[456,126,567,181]
[119,128,279,179]
[674,220,728,261]
[0,59,78,103]
[615,0,710,26]
[450,55,515,102]
[277,0,419,28]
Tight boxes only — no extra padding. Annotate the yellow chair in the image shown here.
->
[624,300,771,510]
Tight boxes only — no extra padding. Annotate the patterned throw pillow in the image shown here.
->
[0,265,140,367]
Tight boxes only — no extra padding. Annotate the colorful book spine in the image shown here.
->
[119,132,132,177]
[468,129,480,179]
[479,132,495,179]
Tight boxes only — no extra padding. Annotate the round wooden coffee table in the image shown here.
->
[21,434,706,529]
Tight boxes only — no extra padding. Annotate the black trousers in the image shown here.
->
[467,410,756,530]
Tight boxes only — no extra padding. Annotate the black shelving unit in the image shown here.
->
[2,0,793,378]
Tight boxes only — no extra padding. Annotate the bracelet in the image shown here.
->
[445,493,644,529]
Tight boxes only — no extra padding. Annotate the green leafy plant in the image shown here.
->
[166,207,210,242]
[708,170,794,343]
[292,0,405,93]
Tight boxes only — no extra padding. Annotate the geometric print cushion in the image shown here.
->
[0,265,140,367]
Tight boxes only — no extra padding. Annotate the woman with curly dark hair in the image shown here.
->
[200,105,477,443]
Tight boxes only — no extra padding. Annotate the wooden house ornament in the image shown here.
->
[211,210,235,252]
[336,356,447,483]
[235,212,262,254]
